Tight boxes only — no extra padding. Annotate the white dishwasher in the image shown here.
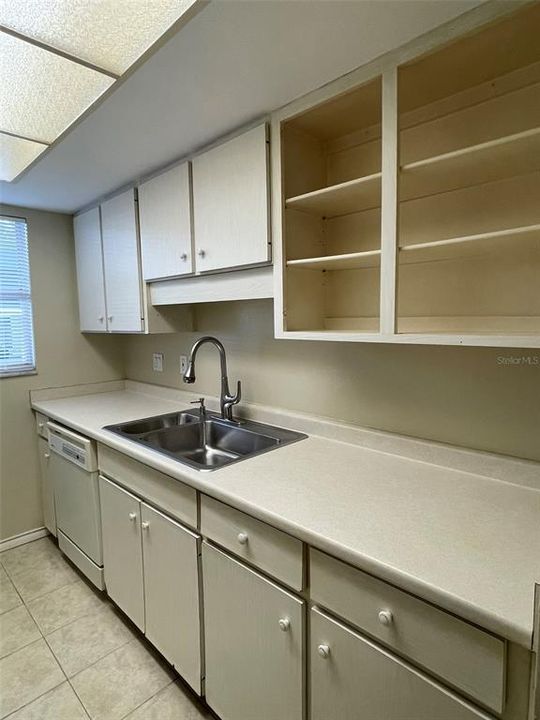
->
[48,422,104,589]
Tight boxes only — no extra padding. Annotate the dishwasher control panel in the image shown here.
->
[48,422,97,472]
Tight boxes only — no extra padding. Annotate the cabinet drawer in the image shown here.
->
[99,445,197,529]
[200,495,303,590]
[36,412,49,439]
[311,608,493,720]
[310,548,505,713]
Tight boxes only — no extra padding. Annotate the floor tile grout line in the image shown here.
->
[31,595,114,639]
[1,553,80,608]
[1,677,67,720]
[118,679,176,720]
[0,619,43,663]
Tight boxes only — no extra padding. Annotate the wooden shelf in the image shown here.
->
[285,173,381,217]
[401,127,540,200]
[322,316,540,334]
[396,316,540,335]
[287,250,381,271]
[400,224,540,264]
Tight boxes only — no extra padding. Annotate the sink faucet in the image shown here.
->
[183,336,241,421]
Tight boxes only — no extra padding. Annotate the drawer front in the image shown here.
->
[310,549,505,713]
[311,608,493,720]
[36,412,49,439]
[200,495,303,590]
[98,445,197,529]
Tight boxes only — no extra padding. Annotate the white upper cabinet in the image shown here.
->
[138,162,193,281]
[100,189,143,332]
[73,207,107,332]
[192,123,271,273]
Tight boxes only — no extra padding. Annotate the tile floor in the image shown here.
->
[0,537,214,719]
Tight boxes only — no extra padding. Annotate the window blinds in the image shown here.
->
[0,215,36,376]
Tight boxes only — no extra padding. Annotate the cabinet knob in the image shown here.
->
[197,249,206,258]
[237,532,249,545]
[108,315,113,322]
[44,452,50,459]
[142,521,149,531]
[38,422,44,429]
[278,618,290,632]
[98,316,104,323]
[128,512,137,522]
[317,644,330,659]
[378,610,393,626]
[180,253,188,261]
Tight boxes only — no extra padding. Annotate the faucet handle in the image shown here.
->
[190,397,205,406]
[231,381,241,404]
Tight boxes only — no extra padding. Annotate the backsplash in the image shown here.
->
[122,299,540,462]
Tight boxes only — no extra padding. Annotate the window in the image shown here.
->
[0,216,36,376]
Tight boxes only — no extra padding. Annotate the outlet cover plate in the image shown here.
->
[153,353,164,372]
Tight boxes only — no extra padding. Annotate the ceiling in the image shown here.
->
[0,0,482,214]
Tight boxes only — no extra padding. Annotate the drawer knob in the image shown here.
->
[278,618,290,632]
[378,610,393,626]
[142,521,149,531]
[237,532,249,545]
[128,512,137,522]
[317,644,330,659]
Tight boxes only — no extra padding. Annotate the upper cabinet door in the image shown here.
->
[192,124,271,273]
[101,190,143,332]
[73,208,107,332]
[138,162,194,281]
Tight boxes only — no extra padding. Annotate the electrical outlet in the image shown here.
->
[152,353,164,372]
[180,355,188,374]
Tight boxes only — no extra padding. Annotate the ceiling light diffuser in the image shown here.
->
[0,0,198,75]
[0,32,114,143]
[0,0,200,181]
[0,133,47,182]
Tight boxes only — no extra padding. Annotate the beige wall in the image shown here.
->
[123,299,540,462]
[0,205,124,542]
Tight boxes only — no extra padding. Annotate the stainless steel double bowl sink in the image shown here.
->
[104,410,306,471]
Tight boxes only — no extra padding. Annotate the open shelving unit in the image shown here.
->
[396,2,540,340]
[274,2,540,346]
[280,77,382,333]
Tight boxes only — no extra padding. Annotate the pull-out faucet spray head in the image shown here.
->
[182,336,241,421]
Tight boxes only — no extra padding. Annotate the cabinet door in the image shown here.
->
[99,476,144,629]
[101,189,143,332]
[141,503,201,694]
[311,609,492,720]
[38,437,56,536]
[73,207,107,332]
[192,124,270,272]
[138,163,193,280]
[203,542,304,720]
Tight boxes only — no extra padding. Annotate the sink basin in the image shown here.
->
[111,411,199,435]
[104,410,306,471]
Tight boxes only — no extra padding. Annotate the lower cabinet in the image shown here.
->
[202,542,304,720]
[99,476,202,693]
[38,437,56,536]
[310,608,493,720]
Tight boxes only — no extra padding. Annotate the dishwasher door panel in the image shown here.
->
[51,453,102,564]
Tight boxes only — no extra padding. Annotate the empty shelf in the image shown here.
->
[287,249,381,270]
[401,127,540,200]
[400,224,540,263]
[285,173,381,217]
[396,316,540,335]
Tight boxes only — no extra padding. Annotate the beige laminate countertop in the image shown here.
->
[31,382,540,649]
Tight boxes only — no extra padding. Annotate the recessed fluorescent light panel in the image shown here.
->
[0,0,198,182]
